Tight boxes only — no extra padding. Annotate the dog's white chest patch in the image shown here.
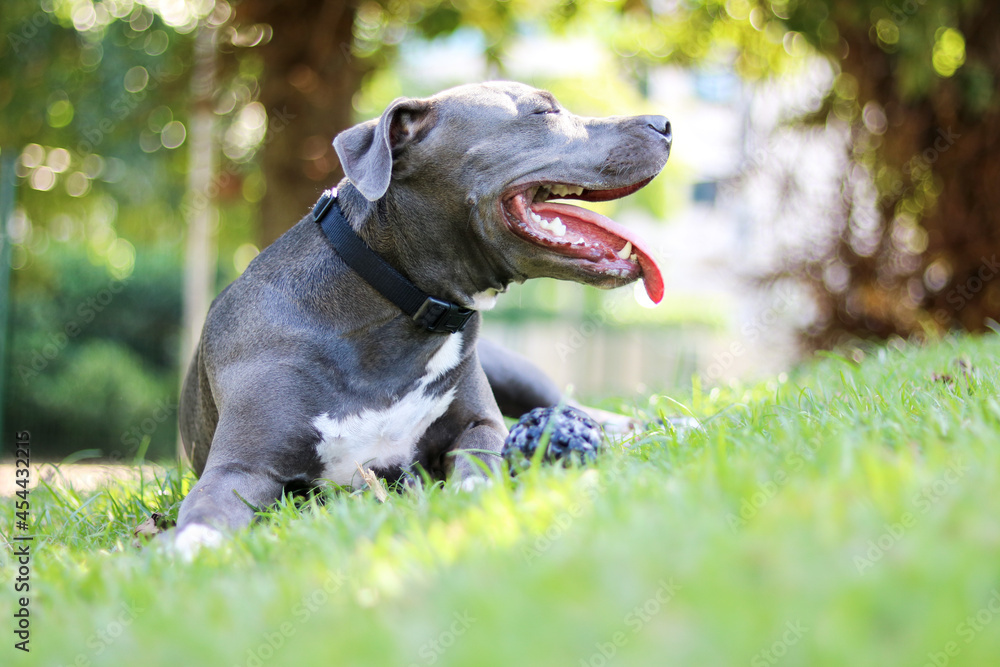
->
[313,333,463,487]
[469,289,499,311]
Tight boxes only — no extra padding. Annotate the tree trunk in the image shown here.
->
[234,0,366,247]
[181,21,218,370]
[179,20,219,458]
[805,4,1000,345]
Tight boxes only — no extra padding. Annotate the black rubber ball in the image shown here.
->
[502,405,604,470]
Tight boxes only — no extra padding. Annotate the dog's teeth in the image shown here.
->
[630,253,638,262]
[617,241,633,259]
[548,184,583,197]
[532,213,566,237]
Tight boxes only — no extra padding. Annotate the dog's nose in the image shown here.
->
[641,115,672,146]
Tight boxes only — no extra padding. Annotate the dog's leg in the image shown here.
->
[450,421,508,491]
[173,462,284,558]
[444,359,508,490]
[172,398,317,558]
[177,460,284,530]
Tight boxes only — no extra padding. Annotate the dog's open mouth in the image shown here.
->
[501,178,664,303]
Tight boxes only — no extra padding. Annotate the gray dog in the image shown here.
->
[174,81,671,555]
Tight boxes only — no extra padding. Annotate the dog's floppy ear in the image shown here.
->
[332,97,432,201]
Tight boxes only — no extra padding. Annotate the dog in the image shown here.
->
[174,81,671,554]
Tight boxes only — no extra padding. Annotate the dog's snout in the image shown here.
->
[641,115,672,145]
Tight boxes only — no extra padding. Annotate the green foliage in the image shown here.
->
[5,336,1000,665]
[608,0,794,77]
[1,0,268,262]
[772,0,994,108]
[8,245,183,459]
[0,0,194,213]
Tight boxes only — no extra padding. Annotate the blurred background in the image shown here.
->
[1,0,997,459]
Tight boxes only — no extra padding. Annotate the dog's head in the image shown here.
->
[333,81,671,304]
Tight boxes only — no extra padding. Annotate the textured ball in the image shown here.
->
[502,405,604,470]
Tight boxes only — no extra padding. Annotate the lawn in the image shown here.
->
[4,335,1000,667]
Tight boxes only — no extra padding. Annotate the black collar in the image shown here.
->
[312,189,474,334]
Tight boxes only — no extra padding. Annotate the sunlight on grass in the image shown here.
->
[4,335,1000,666]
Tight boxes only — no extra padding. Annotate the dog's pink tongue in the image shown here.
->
[531,202,664,304]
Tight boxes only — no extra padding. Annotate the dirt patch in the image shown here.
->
[0,462,167,496]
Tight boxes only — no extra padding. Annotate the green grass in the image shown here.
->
[5,335,1000,667]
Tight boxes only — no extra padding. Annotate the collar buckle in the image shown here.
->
[312,189,336,221]
[413,297,474,334]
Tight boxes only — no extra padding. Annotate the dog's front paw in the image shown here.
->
[570,402,641,436]
[457,476,491,493]
[170,524,225,562]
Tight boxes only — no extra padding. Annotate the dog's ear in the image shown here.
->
[332,97,432,201]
